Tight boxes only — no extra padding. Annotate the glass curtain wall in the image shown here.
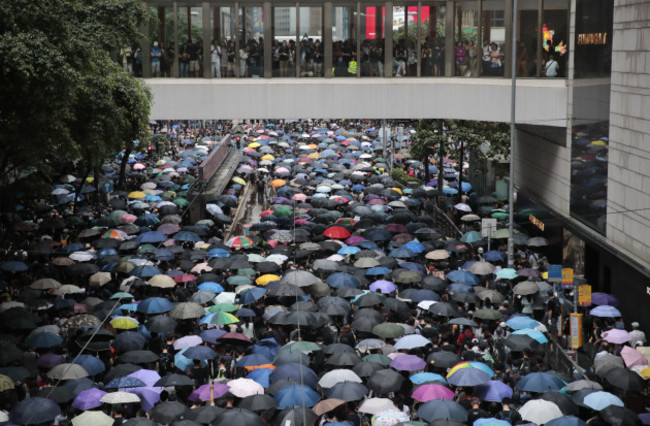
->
[542,0,569,77]
[211,6,236,78]
[360,5,385,77]
[516,0,539,77]
[298,6,323,77]
[272,6,297,77]
[238,6,264,77]
[453,1,478,76]
[332,5,357,77]
[419,3,446,77]
[480,0,504,76]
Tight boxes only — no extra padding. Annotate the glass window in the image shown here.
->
[212,6,236,78]
[237,6,264,78]
[298,7,323,77]
[516,0,538,77]
[573,0,611,78]
[174,7,204,78]
[420,3,446,77]
[481,0,504,77]
[332,5,357,77]
[454,1,479,77]
[273,6,297,77]
[360,5,385,77]
[542,0,569,78]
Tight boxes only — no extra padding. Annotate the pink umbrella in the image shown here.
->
[345,236,366,246]
[411,383,455,402]
[120,214,138,223]
[602,329,631,344]
[621,345,648,368]
[191,263,212,273]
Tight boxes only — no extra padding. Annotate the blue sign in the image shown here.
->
[548,264,562,279]
[100,181,113,193]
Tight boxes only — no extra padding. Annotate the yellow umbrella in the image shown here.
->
[148,274,176,288]
[261,154,275,161]
[0,374,14,392]
[271,179,287,188]
[85,177,94,183]
[307,152,322,159]
[128,191,146,199]
[110,317,139,330]
[391,187,403,194]
[591,140,607,146]
[232,177,247,186]
[637,366,650,380]
[256,274,281,286]
[248,142,261,149]
[308,144,318,149]
[542,271,548,279]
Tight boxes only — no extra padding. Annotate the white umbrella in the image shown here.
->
[206,204,224,216]
[454,203,472,213]
[69,251,95,262]
[318,369,363,389]
[214,292,236,304]
[100,391,141,404]
[226,378,264,398]
[47,364,89,380]
[519,399,563,425]
[89,272,112,287]
[468,261,496,275]
[358,398,397,415]
[71,411,113,426]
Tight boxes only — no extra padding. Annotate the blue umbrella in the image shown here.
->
[253,338,282,360]
[589,305,622,318]
[461,231,483,243]
[447,270,480,285]
[388,247,415,258]
[505,316,540,330]
[474,419,511,426]
[394,334,432,350]
[25,332,63,349]
[365,267,392,276]
[406,289,440,303]
[130,265,162,278]
[198,282,225,293]
[154,248,175,261]
[516,372,565,392]
[10,397,61,424]
[474,380,513,402]
[199,329,227,344]
[447,368,491,387]
[112,331,146,353]
[546,416,588,426]
[513,329,549,343]
[174,348,207,371]
[0,261,28,272]
[274,384,320,409]
[326,273,360,289]
[496,268,518,280]
[54,299,76,310]
[105,376,147,389]
[399,262,427,275]
[208,248,230,258]
[338,246,361,256]
[137,297,173,314]
[410,372,447,384]
[270,363,319,389]
[449,283,475,293]
[134,214,160,227]
[247,368,273,388]
[173,231,201,242]
[583,391,624,411]
[184,346,217,360]
[135,231,168,243]
[417,399,468,423]
[484,250,507,261]
[236,308,257,317]
[236,353,272,368]
[73,355,106,376]
[403,241,425,254]
[240,287,267,305]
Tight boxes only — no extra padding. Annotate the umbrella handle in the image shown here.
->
[210,380,214,406]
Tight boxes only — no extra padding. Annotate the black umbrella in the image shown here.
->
[118,350,160,364]
[504,334,538,352]
[325,352,362,368]
[237,394,278,412]
[323,343,356,355]
[155,373,196,387]
[36,386,74,403]
[604,367,646,392]
[428,302,459,317]
[367,369,404,394]
[211,408,266,426]
[352,361,384,378]
[325,381,369,401]
[146,315,178,334]
[351,317,380,333]
[427,350,461,369]
[185,406,224,424]
[151,401,188,424]
[538,391,579,416]
[274,407,318,426]
[10,397,61,425]
[600,405,642,426]
[103,363,140,382]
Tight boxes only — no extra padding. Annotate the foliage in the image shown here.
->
[446,120,510,170]
[149,9,203,47]
[0,0,151,196]
[390,168,420,187]
[393,18,446,46]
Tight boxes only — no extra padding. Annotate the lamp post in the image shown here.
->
[507,0,518,267]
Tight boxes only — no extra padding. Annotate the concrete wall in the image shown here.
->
[515,126,572,216]
[145,78,569,126]
[607,0,650,264]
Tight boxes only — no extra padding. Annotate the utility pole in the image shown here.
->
[507,0,518,267]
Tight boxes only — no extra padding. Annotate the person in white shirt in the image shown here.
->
[630,322,647,346]
[544,54,559,77]
[211,40,221,78]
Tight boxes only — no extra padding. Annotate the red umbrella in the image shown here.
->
[218,332,253,344]
[324,226,351,240]
[173,274,197,283]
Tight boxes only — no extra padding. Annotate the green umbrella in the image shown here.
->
[273,206,293,217]
[372,323,405,339]
[180,175,195,184]
[236,268,256,277]
[137,244,157,255]
[494,229,518,239]
[472,308,504,321]
[207,303,239,313]
[227,275,252,286]
[173,198,189,207]
[363,354,392,366]
[282,341,322,353]
[491,212,509,219]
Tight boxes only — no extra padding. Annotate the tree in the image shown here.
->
[408,119,446,185]
[0,0,151,199]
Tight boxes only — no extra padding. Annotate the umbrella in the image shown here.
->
[604,367,646,391]
[411,384,455,402]
[546,416,588,426]
[10,397,62,425]
[599,406,642,426]
[621,345,648,368]
[358,398,397,415]
[372,409,410,425]
[519,399,563,425]
[474,380,513,402]
[71,411,114,426]
[601,329,631,344]
[151,401,188,424]
[372,323,405,339]
[513,281,539,295]
[227,378,265,398]
[391,355,427,372]
[516,372,565,392]
[427,351,461,369]
[319,369,363,389]
[212,408,266,426]
[274,384,321,409]
[446,368,491,387]
[73,388,108,410]
[590,305,622,317]
[417,400,468,423]
[563,379,603,392]
[100,391,141,404]
[237,394,277,412]
[312,398,347,416]
[394,334,432,350]
[367,369,404,394]
[154,374,195,387]
[325,381,369,401]
[583,391,624,411]
[47,363,89,380]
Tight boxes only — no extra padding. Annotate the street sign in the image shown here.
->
[561,268,574,287]
[481,218,497,238]
[100,181,113,194]
[547,264,562,282]
[578,285,592,306]
[570,313,583,349]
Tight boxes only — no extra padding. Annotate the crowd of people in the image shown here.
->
[0,120,645,426]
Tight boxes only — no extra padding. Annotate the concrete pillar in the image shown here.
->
[477,0,483,77]
[324,2,333,78]
[234,2,240,77]
[536,0,544,77]
[142,2,151,78]
[296,2,301,77]
[173,2,179,77]
[356,1,361,77]
[417,3,422,77]
[202,2,211,78]
[444,0,454,77]
[264,1,273,78]
[385,3,394,78]
[158,7,166,49]
[213,7,221,43]
[505,0,513,78]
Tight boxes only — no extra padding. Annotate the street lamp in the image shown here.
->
[507,0,518,267]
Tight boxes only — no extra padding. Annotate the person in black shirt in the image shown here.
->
[496,398,522,424]
[467,397,490,425]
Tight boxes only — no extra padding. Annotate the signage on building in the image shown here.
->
[570,313,583,349]
[481,218,497,238]
[578,284,592,306]
[547,264,563,282]
[577,33,608,45]
[561,268,574,287]
[529,215,544,231]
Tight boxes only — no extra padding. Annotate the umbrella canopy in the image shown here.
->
[519,399,563,424]
[417,400,468,423]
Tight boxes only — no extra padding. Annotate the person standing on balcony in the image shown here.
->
[150,41,162,77]
[211,40,221,78]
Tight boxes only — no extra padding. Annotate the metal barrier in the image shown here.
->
[198,135,232,183]
[432,204,463,240]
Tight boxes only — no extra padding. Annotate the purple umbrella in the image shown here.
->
[128,369,161,387]
[390,354,427,372]
[72,387,106,410]
[474,380,514,402]
[601,329,631,344]
[345,236,367,246]
[411,384,455,402]
[121,387,162,411]
[36,353,66,369]
[188,383,231,402]
[369,280,396,294]
[591,292,619,306]
[517,268,541,278]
